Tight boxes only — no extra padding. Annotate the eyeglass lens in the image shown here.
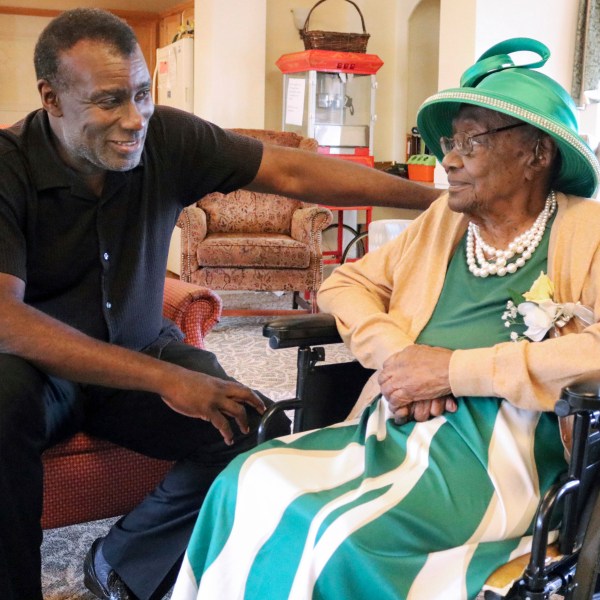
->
[440,122,526,156]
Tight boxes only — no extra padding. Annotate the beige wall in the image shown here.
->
[438,0,577,91]
[193,0,266,127]
[0,12,49,123]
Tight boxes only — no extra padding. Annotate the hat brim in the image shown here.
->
[417,89,600,198]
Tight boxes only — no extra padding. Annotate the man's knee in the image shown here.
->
[157,341,231,380]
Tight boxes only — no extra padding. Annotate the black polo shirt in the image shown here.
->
[0,106,263,350]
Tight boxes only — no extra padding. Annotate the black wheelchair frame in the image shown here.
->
[259,313,600,600]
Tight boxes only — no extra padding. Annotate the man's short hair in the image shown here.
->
[34,8,139,88]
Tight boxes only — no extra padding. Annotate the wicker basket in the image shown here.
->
[301,0,370,53]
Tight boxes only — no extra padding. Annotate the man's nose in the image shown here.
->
[121,101,148,130]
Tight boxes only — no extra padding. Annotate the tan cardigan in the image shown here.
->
[318,192,600,417]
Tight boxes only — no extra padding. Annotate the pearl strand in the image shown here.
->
[466,191,557,277]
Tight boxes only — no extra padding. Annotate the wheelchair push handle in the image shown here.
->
[555,379,600,416]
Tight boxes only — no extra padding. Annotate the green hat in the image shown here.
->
[417,38,600,198]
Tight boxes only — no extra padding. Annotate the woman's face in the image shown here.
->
[442,108,535,219]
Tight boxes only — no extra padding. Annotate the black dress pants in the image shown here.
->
[0,340,290,600]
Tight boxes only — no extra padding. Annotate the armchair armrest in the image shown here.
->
[262,313,342,349]
[290,206,332,244]
[163,278,223,348]
[178,206,208,281]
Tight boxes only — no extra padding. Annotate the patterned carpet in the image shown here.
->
[41,291,353,600]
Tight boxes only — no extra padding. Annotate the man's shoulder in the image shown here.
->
[145,105,259,161]
[0,110,45,158]
[149,105,213,134]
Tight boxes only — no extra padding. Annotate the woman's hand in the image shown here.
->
[378,345,456,422]
[391,396,458,423]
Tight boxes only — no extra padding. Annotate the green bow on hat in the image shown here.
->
[417,37,600,198]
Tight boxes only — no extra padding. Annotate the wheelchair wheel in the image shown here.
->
[341,231,368,263]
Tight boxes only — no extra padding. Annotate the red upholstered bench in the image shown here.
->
[41,277,222,529]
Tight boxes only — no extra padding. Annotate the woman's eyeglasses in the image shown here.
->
[440,122,526,156]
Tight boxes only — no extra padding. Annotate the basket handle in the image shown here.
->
[302,0,367,35]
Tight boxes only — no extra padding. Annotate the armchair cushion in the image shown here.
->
[199,190,301,234]
[196,233,310,269]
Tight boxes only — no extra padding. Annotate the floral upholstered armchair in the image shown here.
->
[177,129,332,313]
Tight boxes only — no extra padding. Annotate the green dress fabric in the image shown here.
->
[172,226,567,600]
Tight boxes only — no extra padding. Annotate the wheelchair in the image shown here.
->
[259,313,600,600]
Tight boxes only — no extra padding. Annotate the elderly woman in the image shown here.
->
[172,39,600,600]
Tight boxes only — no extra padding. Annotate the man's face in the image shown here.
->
[48,39,154,175]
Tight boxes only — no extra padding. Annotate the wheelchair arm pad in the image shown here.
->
[262,313,342,349]
[555,378,600,416]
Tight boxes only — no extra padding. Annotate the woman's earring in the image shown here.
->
[534,139,543,161]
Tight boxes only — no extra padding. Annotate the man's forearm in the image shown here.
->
[249,145,441,211]
[0,296,182,397]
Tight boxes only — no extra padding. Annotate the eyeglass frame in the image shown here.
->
[440,122,527,156]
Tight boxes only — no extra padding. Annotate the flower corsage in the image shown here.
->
[502,271,595,342]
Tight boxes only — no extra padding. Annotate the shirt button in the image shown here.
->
[106,301,112,309]
[103,252,110,261]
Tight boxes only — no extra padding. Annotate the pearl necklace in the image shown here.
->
[466,190,557,277]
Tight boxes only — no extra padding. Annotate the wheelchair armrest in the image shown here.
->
[555,378,600,416]
[262,314,342,349]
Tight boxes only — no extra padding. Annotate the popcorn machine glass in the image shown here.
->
[276,50,383,167]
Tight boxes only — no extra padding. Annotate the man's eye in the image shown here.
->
[97,97,120,109]
[135,90,151,102]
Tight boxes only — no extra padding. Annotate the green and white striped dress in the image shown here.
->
[172,230,567,600]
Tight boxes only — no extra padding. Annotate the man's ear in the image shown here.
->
[38,80,62,117]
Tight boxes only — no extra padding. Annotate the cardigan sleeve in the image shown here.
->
[317,241,415,369]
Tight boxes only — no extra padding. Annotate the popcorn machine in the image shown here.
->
[276,49,383,167]
[277,49,383,263]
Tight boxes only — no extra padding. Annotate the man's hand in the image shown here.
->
[161,371,266,446]
[378,345,456,423]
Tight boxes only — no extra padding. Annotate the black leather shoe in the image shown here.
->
[83,537,138,600]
